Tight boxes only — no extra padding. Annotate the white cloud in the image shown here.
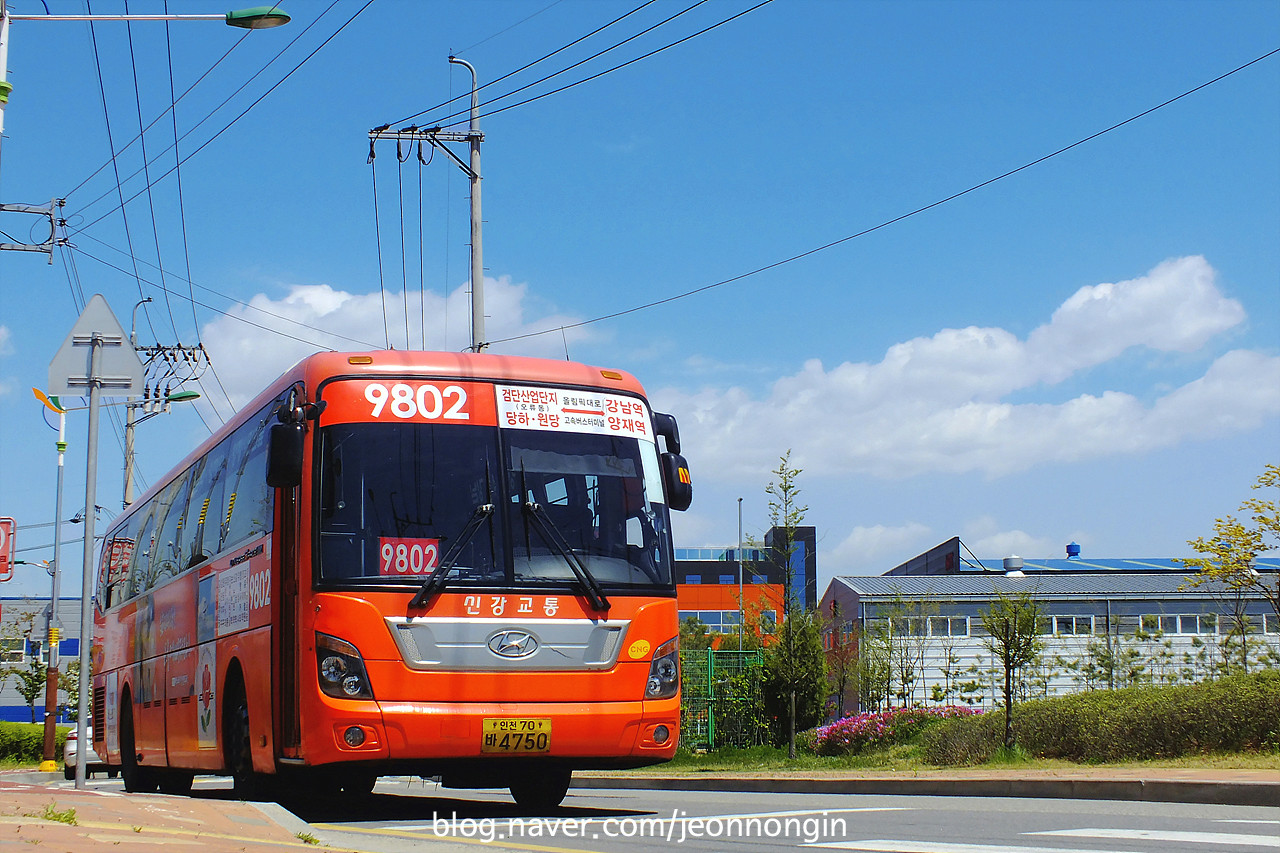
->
[961,517,1060,563]
[0,325,11,356]
[827,522,934,575]
[198,277,591,410]
[659,257,1276,480]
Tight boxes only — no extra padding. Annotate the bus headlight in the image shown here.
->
[645,637,679,700]
[316,632,374,700]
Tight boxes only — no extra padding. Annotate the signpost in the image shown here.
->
[48,294,143,789]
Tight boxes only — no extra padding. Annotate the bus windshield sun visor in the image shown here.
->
[522,501,611,612]
[409,503,496,609]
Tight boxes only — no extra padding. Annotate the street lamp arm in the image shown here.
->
[7,7,290,28]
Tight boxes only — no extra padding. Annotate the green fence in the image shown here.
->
[679,649,766,750]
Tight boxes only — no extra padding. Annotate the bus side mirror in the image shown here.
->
[661,452,692,511]
[652,412,681,455]
[266,422,305,488]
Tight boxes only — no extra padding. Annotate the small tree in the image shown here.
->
[762,609,826,747]
[13,656,48,724]
[758,450,818,757]
[1182,464,1279,620]
[59,659,80,723]
[979,590,1044,749]
[680,616,714,651]
[823,603,859,719]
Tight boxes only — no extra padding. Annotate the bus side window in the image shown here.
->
[223,407,275,550]
[98,517,137,610]
[182,444,228,568]
[128,505,158,600]
[151,471,193,584]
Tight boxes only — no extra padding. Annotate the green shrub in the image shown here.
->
[0,722,67,763]
[794,727,818,754]
[919,711,1003,765]
[921,670,1280,764]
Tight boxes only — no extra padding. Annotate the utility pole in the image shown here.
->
[369,58,485,352]
[0,200,66,261]
[124,342,205,507]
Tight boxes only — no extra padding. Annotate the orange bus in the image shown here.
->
[92,351,692,806]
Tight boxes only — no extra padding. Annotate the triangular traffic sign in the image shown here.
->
[47,294,145,397]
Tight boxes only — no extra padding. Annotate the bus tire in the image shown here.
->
[222,671,264,800]
[157,770,195,795]
[341,771,378,797]
[119,697,158,794]
[510,768,571,810]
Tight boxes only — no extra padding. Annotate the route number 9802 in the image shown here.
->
[364,383,469,420]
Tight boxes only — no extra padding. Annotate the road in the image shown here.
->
[58,775,1280,853]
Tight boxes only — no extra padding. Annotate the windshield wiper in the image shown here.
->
[523,501,611,612]
[409,503,494,609]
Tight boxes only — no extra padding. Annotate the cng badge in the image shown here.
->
[487,629,538,658]
[628,639,651,659]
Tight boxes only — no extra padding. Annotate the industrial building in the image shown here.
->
[821,538,1280,715]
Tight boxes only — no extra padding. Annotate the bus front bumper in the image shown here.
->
[308,697,679,768]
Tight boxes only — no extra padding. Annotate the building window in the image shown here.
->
[1141,614,1221,635]
[684,575,701,584]
[927,616,968,637]
[1044,616,1094,635]
[890,616,926,636]
[0,638,24,663]
[718,574,736,585]
[1265,614,1279,635]
[752,574,767,584]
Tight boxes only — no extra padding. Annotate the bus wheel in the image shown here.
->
[223,675,263,799]
[120,700,158,794]
[510,768,571,810]
[157,770,194,796]
[340,771,378,797]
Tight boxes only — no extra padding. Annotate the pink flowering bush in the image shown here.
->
[814,706,981,756]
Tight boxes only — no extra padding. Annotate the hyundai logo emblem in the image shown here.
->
[487,629,539,658]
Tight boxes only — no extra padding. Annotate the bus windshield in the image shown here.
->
[317,419,674,591]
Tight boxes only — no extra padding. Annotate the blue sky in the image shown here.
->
[1,0,1277,599]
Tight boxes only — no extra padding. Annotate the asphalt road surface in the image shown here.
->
[61,775,1280,853]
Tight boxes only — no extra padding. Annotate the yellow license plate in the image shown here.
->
[481,718,552,754]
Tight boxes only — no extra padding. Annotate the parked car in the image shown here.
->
[62,726,114,780]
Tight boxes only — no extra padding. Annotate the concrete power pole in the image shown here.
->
[368,59,486,352]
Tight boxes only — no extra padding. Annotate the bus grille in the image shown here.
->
[385,617,628,671]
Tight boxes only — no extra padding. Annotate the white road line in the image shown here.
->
[1031,827,1280,847]
[806,841,1142,853]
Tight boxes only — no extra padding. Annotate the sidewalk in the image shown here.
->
[575,766,1280,808]
[0,774,326,853]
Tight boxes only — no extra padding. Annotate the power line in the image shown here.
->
[430,0,772,131]
[454,0,567,56]
[387,0,660,128]
[488,44,1280,347]
[86,3,157,343]
[76,0,367,228]
[65,243,383,350]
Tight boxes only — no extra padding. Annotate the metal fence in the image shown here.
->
[679,648,766,750]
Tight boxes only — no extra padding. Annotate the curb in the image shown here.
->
[572,775,1280,808]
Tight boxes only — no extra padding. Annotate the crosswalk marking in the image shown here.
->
[1031,827,1280,847]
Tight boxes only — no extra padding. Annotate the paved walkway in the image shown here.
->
[1,766,1275,852]
[0,776,326,853]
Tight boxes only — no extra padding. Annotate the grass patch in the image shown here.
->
[31,803,77,825]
